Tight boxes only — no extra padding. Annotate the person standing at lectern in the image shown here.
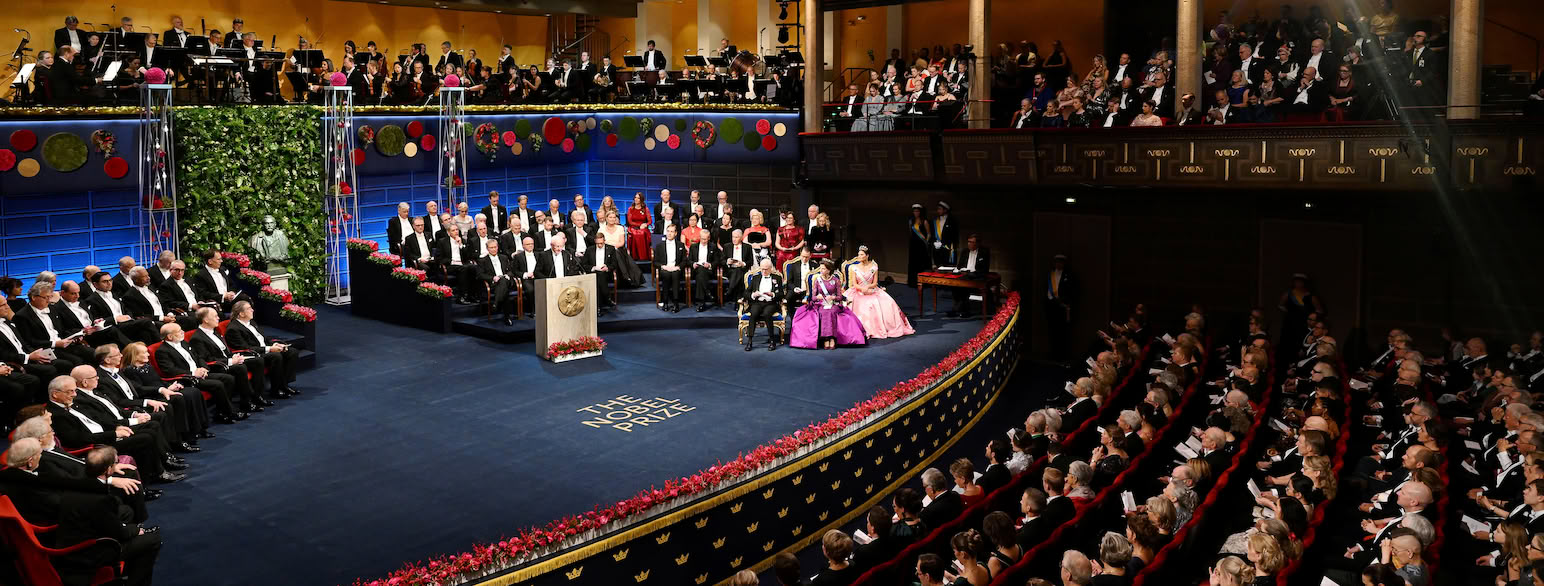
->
[536,233,578,280]
[744,259,785,352]
[478,240,517,325]
[948,235,991,319]
[1046,254,1077,360]
[655,224,688,313]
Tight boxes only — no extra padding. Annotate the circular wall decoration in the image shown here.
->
[502,131,518,147]
[420,134,437,151]
[542,117,566,145]
[0,148,13,172]
[514,119,533,137]
[403,141,419,157]
[576,133,591,151]
[90,130,117,156]
[743,131,761,151]
[599,119,614,133]
[406,120,424,138]
[653,124,670,142]
[561,138,575,153]
[666,135,681,149]
[17,158,40,177]
[511,142,524,156]
[719,118,745,145]
[773,122,788,137]
[9,130,37,152]
[352,148,366,166]
[605,134,618,147]
[756,119,771,135]
[586,117,597,130]
[691,121,716,148]
[376,125,406,156]
[103,156,129,179]
[644,137,656,151]
[639,118,655,135]
[43,133,88,172]
[674,118,688,132]
[618,117,640,141]
[762,135,777,151]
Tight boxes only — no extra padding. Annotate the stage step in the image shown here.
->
[265,326,319,371]
[451,297,739,344]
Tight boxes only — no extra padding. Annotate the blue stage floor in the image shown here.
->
[149,285,992,585]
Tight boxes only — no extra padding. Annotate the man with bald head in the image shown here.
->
[69,364,188,467]
[743,258,784,351]
[53,280,134,348]
[386,202,415,255]
[153,322,246,424]
[536,232,579,280]
[12,282,95,370]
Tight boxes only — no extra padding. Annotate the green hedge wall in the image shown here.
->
[176,107,325,304]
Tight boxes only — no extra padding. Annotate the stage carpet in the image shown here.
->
[150,285,994,585]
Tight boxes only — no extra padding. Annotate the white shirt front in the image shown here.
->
[697,245,710,266]
[731,244,743,263]
[167,341,199,370]
[98,291,125,318]
[33,306,61,342]
[396,216,413,241]
[758,274,774,293]
[717,203,729,219]
[807,217,818,231]
[1240,57,1254,83]
[449,238,464,264]
[65,301,91,326]
[574,228,588,256]
[99,367,136,402]
[521,252,537,276]
[199,327,228,354]
[54,401,104,434]
[244,45,256,72]
[208,266,228,295]
[66,29,81,53]
[644,50,659,71]
[135,286,165,315]
[236,318,263,346]
[551,251,566,278]
[0,321,26,354]
[593,249,607,271]
[1306,53,1323,78]
[173,279,196,304]
[1113,63,1128,81]
[426,214,442,235]
[1294,83,1313,105]
[413,233,432,259]
[78,389,123,422]
[964,250,978,272]
[663,241,677,268]
[489,254,503,277]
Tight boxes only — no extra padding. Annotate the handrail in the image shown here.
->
[1486,18,1541,76]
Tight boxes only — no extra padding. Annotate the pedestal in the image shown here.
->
[535,274,599,360]
[269,272,292,291]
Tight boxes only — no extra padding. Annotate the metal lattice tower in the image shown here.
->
[324,86,359,305]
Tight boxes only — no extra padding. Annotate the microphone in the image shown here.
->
[14,28,27,33]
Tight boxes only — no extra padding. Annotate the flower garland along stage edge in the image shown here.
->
[355,292,1022,586]
[547,336,606,359]
[176,107,326,305]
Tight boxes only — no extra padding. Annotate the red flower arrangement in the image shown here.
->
[546,336,606,359]
[279,304,317,322]
[416,282,454,299]
[355,292,1021,586]
[259,286,292,303]
[238,268,271,285]
[219,251,251,268]
[367,252,402,267]
[391,267,428,282]
[346,238,379,252]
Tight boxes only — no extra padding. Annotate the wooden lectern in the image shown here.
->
[534,274,600,360]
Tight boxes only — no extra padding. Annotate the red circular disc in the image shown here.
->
[561,138,575,153]
[756,119,771,135]
[103,156,129,179]
[405,121,424,138]
[502,131,518,147]
[9,130,36,152]
[421,134,437,151]
[762,136,777,151]
[0,148,14,172]
[605,134,618,147]
[352,148,366,166]
[542,117,566,145]
[667,134,681,149]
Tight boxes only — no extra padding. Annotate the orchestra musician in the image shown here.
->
[496,45,516,74]
[363,41,384,67]
[401,43,430,72]
[465,48,483,78]
[435,41,462,73]
[223,19,245,48]
[591,56,619,102]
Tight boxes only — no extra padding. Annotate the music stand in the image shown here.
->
[284,71,311,101]
[8,38,27,61]
[782,51,806,66]
[622,55,644,69]
[150,46,187,71]
[684,55,708,68]
[124,33,149,55]
[763,55,785,68]
[185,36,211,55]
[294,49,325,69]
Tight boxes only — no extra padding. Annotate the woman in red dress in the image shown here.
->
[681,213,708,248]
[774,209,806,269]
[625,192,652,261]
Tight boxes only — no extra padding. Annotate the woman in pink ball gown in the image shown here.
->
[844,246,915,339]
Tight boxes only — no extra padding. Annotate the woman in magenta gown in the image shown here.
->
[844,246,915,339]
[790,260,867,349]
[625,192,652,261]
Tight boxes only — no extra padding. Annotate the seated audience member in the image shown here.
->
[65,446,163,586]
[1017,486,1053,550]
[1042,467,1076,526]
[191,249,252,311]
[53,280,134,348]
[44,374,181,483]
[188,307,265,409]
[945,530,991,585]
[153,322,245,424]
[401,217,439,277]
[920,466,964,528]
[851,505,896,572]
[978,438,1012,495]
[1210,556,1254,586]
[436,224,474,300]
[581,232,621,310]
[891,487,929,549]
[223,300,298,397]
[915,553,949,586]
[809,530,857,586]
[983,511,1022,576]
[119,267,190,332]
[1061,549,1093,586]
[12,283,96,372]
[772,552,803,586]
[84,270,160,344]
[952,457,985,506]
[1288,67,1329,115]
[1207,89,1239,124]
[478,239,518,325]
[1095,532,1134,586]
[1173,93,1204,125]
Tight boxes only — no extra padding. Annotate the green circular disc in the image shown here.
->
[514,119,533,137]
[42,133,87,172]
[674,118,688,132]
[719,118,745,145]
[376,125,406,156]
[618,117,640,141]
[576,133,591,152]
[600,119,614,133]
[743,131,761,151]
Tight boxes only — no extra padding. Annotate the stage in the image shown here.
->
[148,285,994,585]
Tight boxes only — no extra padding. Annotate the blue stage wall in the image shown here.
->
[0,118,145,294]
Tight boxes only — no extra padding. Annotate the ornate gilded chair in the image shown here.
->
[736,269,787,344]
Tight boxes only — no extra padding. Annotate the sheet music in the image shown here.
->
[102,60,123,80]
[12,63,35,85]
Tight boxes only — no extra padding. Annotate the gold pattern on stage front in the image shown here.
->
[576,394,696,432]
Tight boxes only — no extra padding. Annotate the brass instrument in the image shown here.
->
[593,72,611,87]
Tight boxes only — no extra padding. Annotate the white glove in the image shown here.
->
[933,241,942,249]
